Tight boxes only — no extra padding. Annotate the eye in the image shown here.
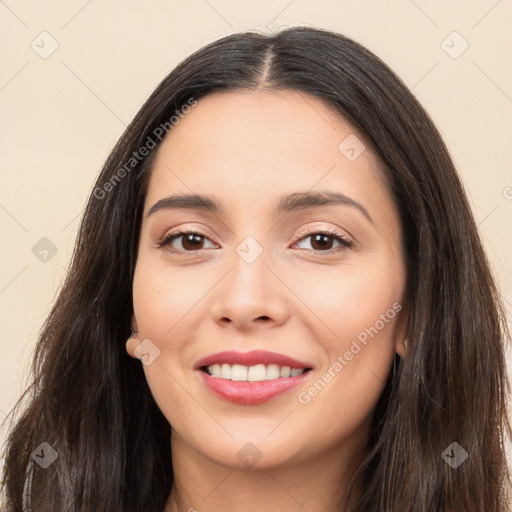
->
[292,229,353,253]
[157,229,216,252]
[157,228,354,254]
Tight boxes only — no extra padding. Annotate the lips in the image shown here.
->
[194,350,312,369]
[197,369,312,405]
[194,350,314,405]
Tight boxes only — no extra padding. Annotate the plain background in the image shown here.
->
[1,0,511,476]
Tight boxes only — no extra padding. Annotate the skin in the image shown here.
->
[126,89,408,512]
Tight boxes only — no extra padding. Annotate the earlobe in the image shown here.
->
[396,338,408,358]
[126,334,140,358]
[394,306,409,358]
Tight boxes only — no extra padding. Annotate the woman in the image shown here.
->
[1,26,510,512]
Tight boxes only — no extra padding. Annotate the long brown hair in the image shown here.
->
[1,26,511,512]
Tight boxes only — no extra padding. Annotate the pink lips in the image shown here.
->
[194,350,312,369]
[194,350,313,405]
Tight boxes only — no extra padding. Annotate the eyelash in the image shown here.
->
[157,227,354,254]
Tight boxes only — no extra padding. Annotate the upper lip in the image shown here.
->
[195,350,313,370]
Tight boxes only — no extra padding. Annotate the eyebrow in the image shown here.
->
[146,191,374,225]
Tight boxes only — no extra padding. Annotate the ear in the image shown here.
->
[395,337,408,358]
[131,314,138,333]
[393,304,409,358]
[126,336,140,358]
[125,314,140,358]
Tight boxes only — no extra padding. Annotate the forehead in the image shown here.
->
[144,89,393,222]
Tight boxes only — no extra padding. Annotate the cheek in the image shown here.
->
[290,259,403,442]
[132,260,210,338]
[291,254,403,345]
[131,262,206,429]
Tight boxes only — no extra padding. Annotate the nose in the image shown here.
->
[210,250,290,332]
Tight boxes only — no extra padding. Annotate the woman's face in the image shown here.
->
[129,89,407,470]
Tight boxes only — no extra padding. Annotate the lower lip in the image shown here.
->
[196,369,312,405]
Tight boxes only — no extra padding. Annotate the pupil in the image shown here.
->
[183,234,203,250]
[313,234,332,250]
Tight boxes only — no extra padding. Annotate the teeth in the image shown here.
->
[248,364,267,381]
[231,364,247,381]
[205,363,307,381]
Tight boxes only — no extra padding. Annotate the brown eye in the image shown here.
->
[177,233,206,250]
[310,233,336,251]
[293,230,353,252]
[158,231,216,252]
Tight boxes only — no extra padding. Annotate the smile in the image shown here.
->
[194,349,314,405]
[202,363,309,381]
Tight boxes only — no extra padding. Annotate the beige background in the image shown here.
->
[1,0,511,477]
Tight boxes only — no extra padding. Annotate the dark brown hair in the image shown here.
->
[1,26,511,512]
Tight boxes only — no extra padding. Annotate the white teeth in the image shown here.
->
[205,363,307,381]
[221,363,231,379]
[209,364,221,377]
[280,366,291,378]
[266,364,281,379]
[231,364,248,382]
[247,364,267,381]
